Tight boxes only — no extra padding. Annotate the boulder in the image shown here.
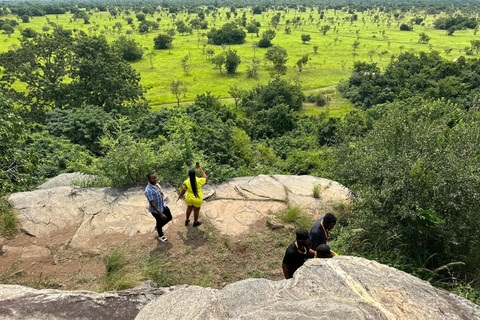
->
[37,173,97,190]
[0,281,169,320]
[8,174,351,249]
[135,256,480,320]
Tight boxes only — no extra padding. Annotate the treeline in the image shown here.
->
[2,0,480,18]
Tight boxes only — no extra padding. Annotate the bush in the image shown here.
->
[334,99,480,286]
[21,28,37,38]
[224,48,241,74]
[207,22,246,45]
[279,207,315,231]
[153,33,173,50]
[113,36,143,62]
[306,94,316,103]
[0,198,17,238]
[400,24,413,31]
[315,93,329,107]
[312,185,320,198]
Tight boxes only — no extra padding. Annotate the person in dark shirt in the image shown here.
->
[310,213,337,251]
[315,244,335,258]
[282,230,315,279]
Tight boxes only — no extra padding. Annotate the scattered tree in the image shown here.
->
[265,45,288,77]
[154,34,173,50]
[301,34,311,44]
[170,79,187,107]
[224,48,241,74]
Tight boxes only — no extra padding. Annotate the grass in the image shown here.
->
[312,185,320,198]
[0,197,18,238]
[278,206,315,231]
[0,9,476,104]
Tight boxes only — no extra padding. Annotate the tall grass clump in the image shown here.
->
[0,198,17,237]
[279,207,315,231]
[100,248,141,292]
[312,185,320,198]
[139,256,178,287]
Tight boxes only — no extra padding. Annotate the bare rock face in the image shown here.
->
[0,281,168,320]
[37,173,97,190]
[135,256,480,320]
[8,174,350,249]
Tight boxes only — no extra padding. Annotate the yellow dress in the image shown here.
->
[183,177,206,207]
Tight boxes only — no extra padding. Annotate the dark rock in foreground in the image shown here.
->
[0,281,168,320]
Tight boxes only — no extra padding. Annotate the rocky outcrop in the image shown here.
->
[37,173,96,190]
[8,174,349,249]
[135,256,480,320]
[0,281,169,320]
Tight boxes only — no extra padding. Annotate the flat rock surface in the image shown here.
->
[37,173,97,190]
[8,174,350,249]
[135,256,480,320]
[0,281,169,320]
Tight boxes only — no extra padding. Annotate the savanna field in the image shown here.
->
[0,7,478,104]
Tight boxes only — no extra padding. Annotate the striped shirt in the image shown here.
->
[145,183,164,214]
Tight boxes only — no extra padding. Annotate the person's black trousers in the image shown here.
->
[150,206,172,237]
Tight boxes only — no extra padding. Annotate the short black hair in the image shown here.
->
[146,172,155,178]
[324,213,337,223]
[316,244,331,257]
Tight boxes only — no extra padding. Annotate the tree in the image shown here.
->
[212,53,226,74]
[224,48,241,74]
[20,15,30,23]
[21,28,37,38]
[265,45,288,77]
[246,23,259,34]
[418,32,431,44]
[181,54,191,75]
[447,27,456,36]
[113,36,143,62]
[334,99,480,284]
[154,34,173,50]
[400,24,413,31]
[301,34,311,44]
[258,29,276,48]
[145,49,156,69]
[296,54,310,72]
[320,25,331,35]
[136,13,145,21]
[228,85,246,109]
[170,80,188,107]
[176,20,192,35]
[207,22,246,45]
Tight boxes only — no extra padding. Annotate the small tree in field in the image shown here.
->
[212,53,226,74]
[225,48,241,74]
[301,34,311,44]
[171,80,188,107]
[229,85,246,108]
[418,32,430,44]
[265,45,288,77]
[181,54,191,75]
[320,25,331,35]
[296,54,310,72]
[154,34,173,49]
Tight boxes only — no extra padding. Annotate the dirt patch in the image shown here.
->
[0,210,295,291]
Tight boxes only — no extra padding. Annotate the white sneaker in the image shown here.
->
[158,236,168,243]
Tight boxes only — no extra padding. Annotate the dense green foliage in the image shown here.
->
[0,28,147,123]
[207,22,246,45]
[334,98,480,288]
[339,51,480,110]
[434,15,478,30]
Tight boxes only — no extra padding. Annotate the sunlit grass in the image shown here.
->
[0,9,476,104]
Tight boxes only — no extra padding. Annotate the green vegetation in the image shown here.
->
[1,0,480,306]
[279,207,315,231]
[0,198,17,238]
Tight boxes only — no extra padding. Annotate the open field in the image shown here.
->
[0,8,478,104]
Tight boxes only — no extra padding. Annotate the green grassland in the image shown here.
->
[0,8,477,105]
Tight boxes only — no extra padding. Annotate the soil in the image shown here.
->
[0,210,290,291]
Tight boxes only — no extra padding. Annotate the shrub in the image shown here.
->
[113,36,143,62]
[0,198,17,238]
[400,24,413,31]
[306,94,316,103]
[154,33,173,49]
[315,93,328,107]
[312,185,320,198]
[207,22,246,45]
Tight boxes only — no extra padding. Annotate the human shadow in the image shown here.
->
[176,226,206,250]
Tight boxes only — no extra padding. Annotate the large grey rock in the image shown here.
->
[135,256,480,320]
[0,281,169,320]
[202,200,287,236]
[37,173,97,190]
[8,175,351,249]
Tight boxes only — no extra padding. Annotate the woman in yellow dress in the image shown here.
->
[177,163,207,227]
